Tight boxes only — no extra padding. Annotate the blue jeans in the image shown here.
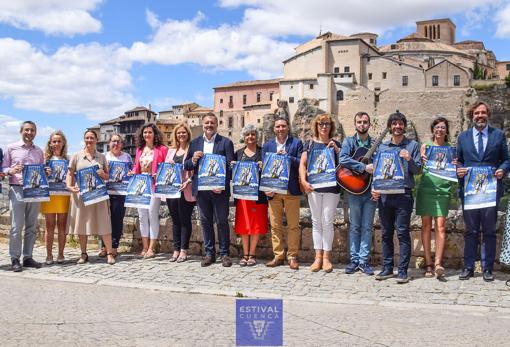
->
[378,192,413,273]
[348,191,376,264]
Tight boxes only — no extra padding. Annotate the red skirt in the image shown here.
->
[235,200,268,235]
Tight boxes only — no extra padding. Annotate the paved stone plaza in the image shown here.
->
[1,244,510,346]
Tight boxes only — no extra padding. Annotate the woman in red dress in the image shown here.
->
[233,124,268,266]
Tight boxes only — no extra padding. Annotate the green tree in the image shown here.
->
[473,61,483,80]
[505,74,510,88]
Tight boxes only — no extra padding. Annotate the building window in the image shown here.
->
[368,73,372,80]
[309,84,314,89]
[344,66,350,73]
[241,116,245,128]
[220,120,223,125]
[375,94,380,103]
[432,75,439,86]
[369,38,374,44]
[256,92,261,102]
[336,90,344,101]
[453,75,460,86]
[243,95,247,104]
[269,91,274,101]
[382,72,387,79]
[257,119,261,123]
[506,64,510,70]
[334,67,340,73]
[228,116,233,127]
[290,85,293,89]
[229,95,233,108]
[402,75,408,86]
[289,97,294,103]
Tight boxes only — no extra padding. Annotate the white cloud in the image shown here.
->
[0,0,103,36]
[0,38,137,121]
[219,0,499,37]
[495,2,510,37]
[125,10,295,79]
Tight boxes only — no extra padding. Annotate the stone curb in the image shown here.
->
[1,272,508,314]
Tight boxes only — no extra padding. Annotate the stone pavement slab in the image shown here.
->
[2,276,510,347]
[1,244,510,311]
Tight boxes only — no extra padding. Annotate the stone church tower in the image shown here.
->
[416,18,456,45]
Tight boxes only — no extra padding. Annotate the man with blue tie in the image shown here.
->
[456,102,510,281]
[184,113,235,267]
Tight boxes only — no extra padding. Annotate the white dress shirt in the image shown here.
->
[276,136,288,153]
[203,133,217,154]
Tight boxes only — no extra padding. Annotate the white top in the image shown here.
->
[203,133,217,154]
[105,151,132,164]
[276,136,288,153]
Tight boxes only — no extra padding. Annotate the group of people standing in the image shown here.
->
[2,102,510,284]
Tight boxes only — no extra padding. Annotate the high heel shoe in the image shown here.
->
[107,253,116,265]
[77,253,88,264]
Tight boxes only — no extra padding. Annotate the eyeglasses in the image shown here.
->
[318,122,331,128]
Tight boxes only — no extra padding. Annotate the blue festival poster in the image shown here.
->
[425,145,457,182]
[47,159,69,195]
[107,161,131,195]
[259,153,290,194]
[232,161,259,201]
[464,166,497,210]
[124,174,152,209]
[77,165,109,206]
[307,147,336,189]
[154,162,182,199]
[22,164,50,202]
[372,150,406,194]
[197,154,227,191]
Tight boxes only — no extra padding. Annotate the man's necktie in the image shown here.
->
[477,132,484,161]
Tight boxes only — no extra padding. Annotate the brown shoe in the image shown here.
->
[310,250,323,272]
[289,258,299,270]
[322,251,333,273]
[266,258,284,267]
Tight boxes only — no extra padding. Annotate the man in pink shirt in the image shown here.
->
[2,121,45,272]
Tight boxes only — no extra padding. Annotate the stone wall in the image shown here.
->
[0,206,506,269]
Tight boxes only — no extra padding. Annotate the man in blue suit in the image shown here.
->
[456,102,510,281]
[262,117,303,270]
[184,113,235,267]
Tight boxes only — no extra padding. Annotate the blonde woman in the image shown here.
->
[299,113,341,273]
[41,130,70,264]
[165,122,196,262]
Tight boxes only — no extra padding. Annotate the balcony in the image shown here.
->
[334,72,355,84]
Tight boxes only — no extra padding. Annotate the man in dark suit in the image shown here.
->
[456,102,510,281]
[184,113,235,267]
[262,117,303,270]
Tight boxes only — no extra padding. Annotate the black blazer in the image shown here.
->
[184,133,235,197]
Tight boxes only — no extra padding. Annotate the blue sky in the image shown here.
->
[1,0,509,153]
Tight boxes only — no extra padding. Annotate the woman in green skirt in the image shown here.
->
[416,117,456,279]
